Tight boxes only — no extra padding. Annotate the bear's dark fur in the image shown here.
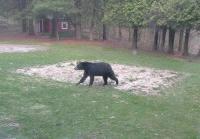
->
[75,62,118,86]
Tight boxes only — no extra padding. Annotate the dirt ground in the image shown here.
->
[16,61,185,95]
[0,44,47,53]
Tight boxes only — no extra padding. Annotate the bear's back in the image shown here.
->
[84,62,113,76]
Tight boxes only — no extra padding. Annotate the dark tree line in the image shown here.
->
[105,0,200,56]
[0,0,200,56]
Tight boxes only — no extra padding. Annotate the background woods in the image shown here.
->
[0,0,200,56]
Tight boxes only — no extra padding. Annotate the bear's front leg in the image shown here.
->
[89,76,94,86]
[77,73,87,85]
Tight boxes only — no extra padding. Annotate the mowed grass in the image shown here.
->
[0,42,200,139]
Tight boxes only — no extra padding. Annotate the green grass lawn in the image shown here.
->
[0,42,200,139]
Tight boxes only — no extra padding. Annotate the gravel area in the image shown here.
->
[16,61,185,95]
[0,44,46,53]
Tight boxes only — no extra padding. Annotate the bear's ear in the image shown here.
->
[81,62,87,69]
[76,61,80,65]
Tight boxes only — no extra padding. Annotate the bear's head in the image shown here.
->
[74,62,86,70]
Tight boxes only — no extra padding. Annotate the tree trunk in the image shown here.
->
[19,0,28,33]
[28,19,35,35]
[102,23,107,40]
[153,27,159,51]
[22,19,27,32]
[196,49,200,57]
[131,26,138,49]
[178,29,184,52]
[89,22,94,41]
[158,29,161,49]
[168,27,175,54]
[74,12,82,39]
[102,0,107,41]
[89,18,95,41]
[75,21,82,40]
[118,24,122,40]
[51,17,57,38]
[128,27,131,41]
[161,26,167,52]
[89,2,96,41]
[56,29,60,40]
[183,28,191,56]
[74,0,82,40]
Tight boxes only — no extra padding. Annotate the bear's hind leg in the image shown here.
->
[109,74,118,85]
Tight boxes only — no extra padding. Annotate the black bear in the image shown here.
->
[75,62,118,86]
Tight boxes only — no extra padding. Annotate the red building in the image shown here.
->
[36,18,74,38]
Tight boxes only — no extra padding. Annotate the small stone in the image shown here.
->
[109,116,115,119]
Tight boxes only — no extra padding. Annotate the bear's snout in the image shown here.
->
[74,66,78,70]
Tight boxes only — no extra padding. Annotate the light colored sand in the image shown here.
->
[16,61,185,95]
[0,44,47,53]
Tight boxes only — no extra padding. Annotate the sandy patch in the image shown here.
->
[0,44,47,53]
[16,61,184,95]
